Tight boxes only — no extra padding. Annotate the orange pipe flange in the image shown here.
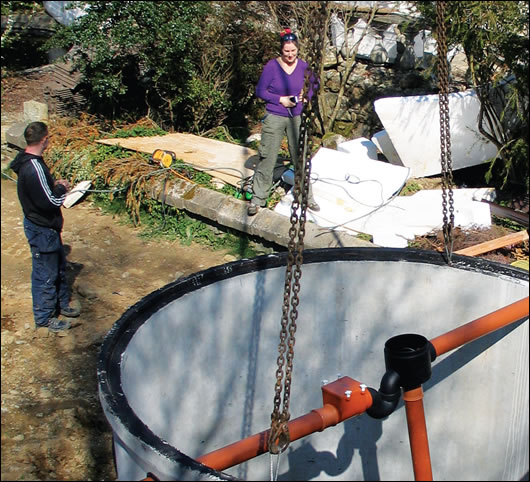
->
[196,377,372,471]
[403,387,433,481]
[430,296,529,357]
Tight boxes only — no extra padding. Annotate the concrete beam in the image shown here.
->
[149,179,374,250]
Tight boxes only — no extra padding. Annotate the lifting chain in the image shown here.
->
[269,1,328,456]
[436,1,455,264]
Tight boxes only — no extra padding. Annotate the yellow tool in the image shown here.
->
[150,149,176,168]
[150,149,194,183]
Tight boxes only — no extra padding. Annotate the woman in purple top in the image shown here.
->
[248,28,320,216]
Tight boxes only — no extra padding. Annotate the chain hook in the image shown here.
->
[268,419,291,455]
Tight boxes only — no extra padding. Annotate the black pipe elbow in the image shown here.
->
[366,369,401,419]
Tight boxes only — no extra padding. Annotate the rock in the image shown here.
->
[172,271,185,280]
[245,133,261,144]
[23,100,48,122]
[1,333,15,345]
[321,133,346,149]
[5,122,29,149]
[40,387,52,399]
[33,327,49,338]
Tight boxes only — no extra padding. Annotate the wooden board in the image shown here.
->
[455,230,529,256]
[96,133,258,187]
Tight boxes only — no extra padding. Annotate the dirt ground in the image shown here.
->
[1,68,528,482]
[1,175,238,480]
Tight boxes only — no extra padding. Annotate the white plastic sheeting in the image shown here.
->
[43,1,87,26]
[374,89,499,177]
[274,146,492,247]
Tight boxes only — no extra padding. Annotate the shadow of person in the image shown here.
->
[279,415,384,481]
[63,244,84,294]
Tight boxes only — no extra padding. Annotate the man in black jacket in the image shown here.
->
[10,121,80,333]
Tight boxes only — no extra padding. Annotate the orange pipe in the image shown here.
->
[430,297,529,357]
[197,377,372,471]
[403,387,433,481]
[196,405,338,470]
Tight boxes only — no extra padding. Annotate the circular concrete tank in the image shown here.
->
[98,247,529,481]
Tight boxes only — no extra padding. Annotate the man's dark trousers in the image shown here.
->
[23,218,70,327]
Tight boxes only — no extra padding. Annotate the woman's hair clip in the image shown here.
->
[280,28,297,42]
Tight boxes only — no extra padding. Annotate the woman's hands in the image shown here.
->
[279,96,296,108]
[280,90,306,108]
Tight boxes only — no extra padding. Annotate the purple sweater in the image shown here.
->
[256,58,314,117]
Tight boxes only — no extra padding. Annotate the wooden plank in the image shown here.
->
[455,230,529,256]
[96,133,257,188]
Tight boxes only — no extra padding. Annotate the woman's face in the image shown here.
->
[281,42,298,64]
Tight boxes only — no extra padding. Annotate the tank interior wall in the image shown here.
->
[102,252,529,481]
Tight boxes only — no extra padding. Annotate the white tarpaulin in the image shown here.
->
[43,1,88,26]
[274,147,492,248]
[374,89,499,177]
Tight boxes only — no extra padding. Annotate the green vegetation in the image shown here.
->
[416,1,529,198]
[491,215,528,232]
[400,180,422,196]
[2,1,527,251]
[356,232,373,242]
[40,117,268,257]
[45,1,276,133]
[1,1,48,69]
[111,125,167,138]
[135,199,262,259]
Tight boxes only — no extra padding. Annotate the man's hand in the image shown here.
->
[55,179,71,192]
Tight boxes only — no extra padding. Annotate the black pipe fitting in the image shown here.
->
[366,369,401,419]
[385,334,432,391]
[366,334,437,419]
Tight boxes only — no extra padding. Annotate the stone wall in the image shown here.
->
[318,7,469,140]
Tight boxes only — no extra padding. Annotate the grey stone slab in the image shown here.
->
[150,180,194,210]
[5,122,29,149]
[178,184,226,220]
[215,198,256,235]
[244,207,293,245]
[304,222,373,248]
[23,100,48,122]
[151,179,374,250]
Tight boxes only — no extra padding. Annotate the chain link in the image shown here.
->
[269,1,328,455]
[436,1,455,264]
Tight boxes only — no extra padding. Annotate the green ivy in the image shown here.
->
[111,125,167,138]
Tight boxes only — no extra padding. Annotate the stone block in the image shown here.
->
[244,208,293,245]
[150,179,194,210]
[179,185,226,220]
[24,100,48,122]
[5,122,29,149]
[216,198,255,234]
